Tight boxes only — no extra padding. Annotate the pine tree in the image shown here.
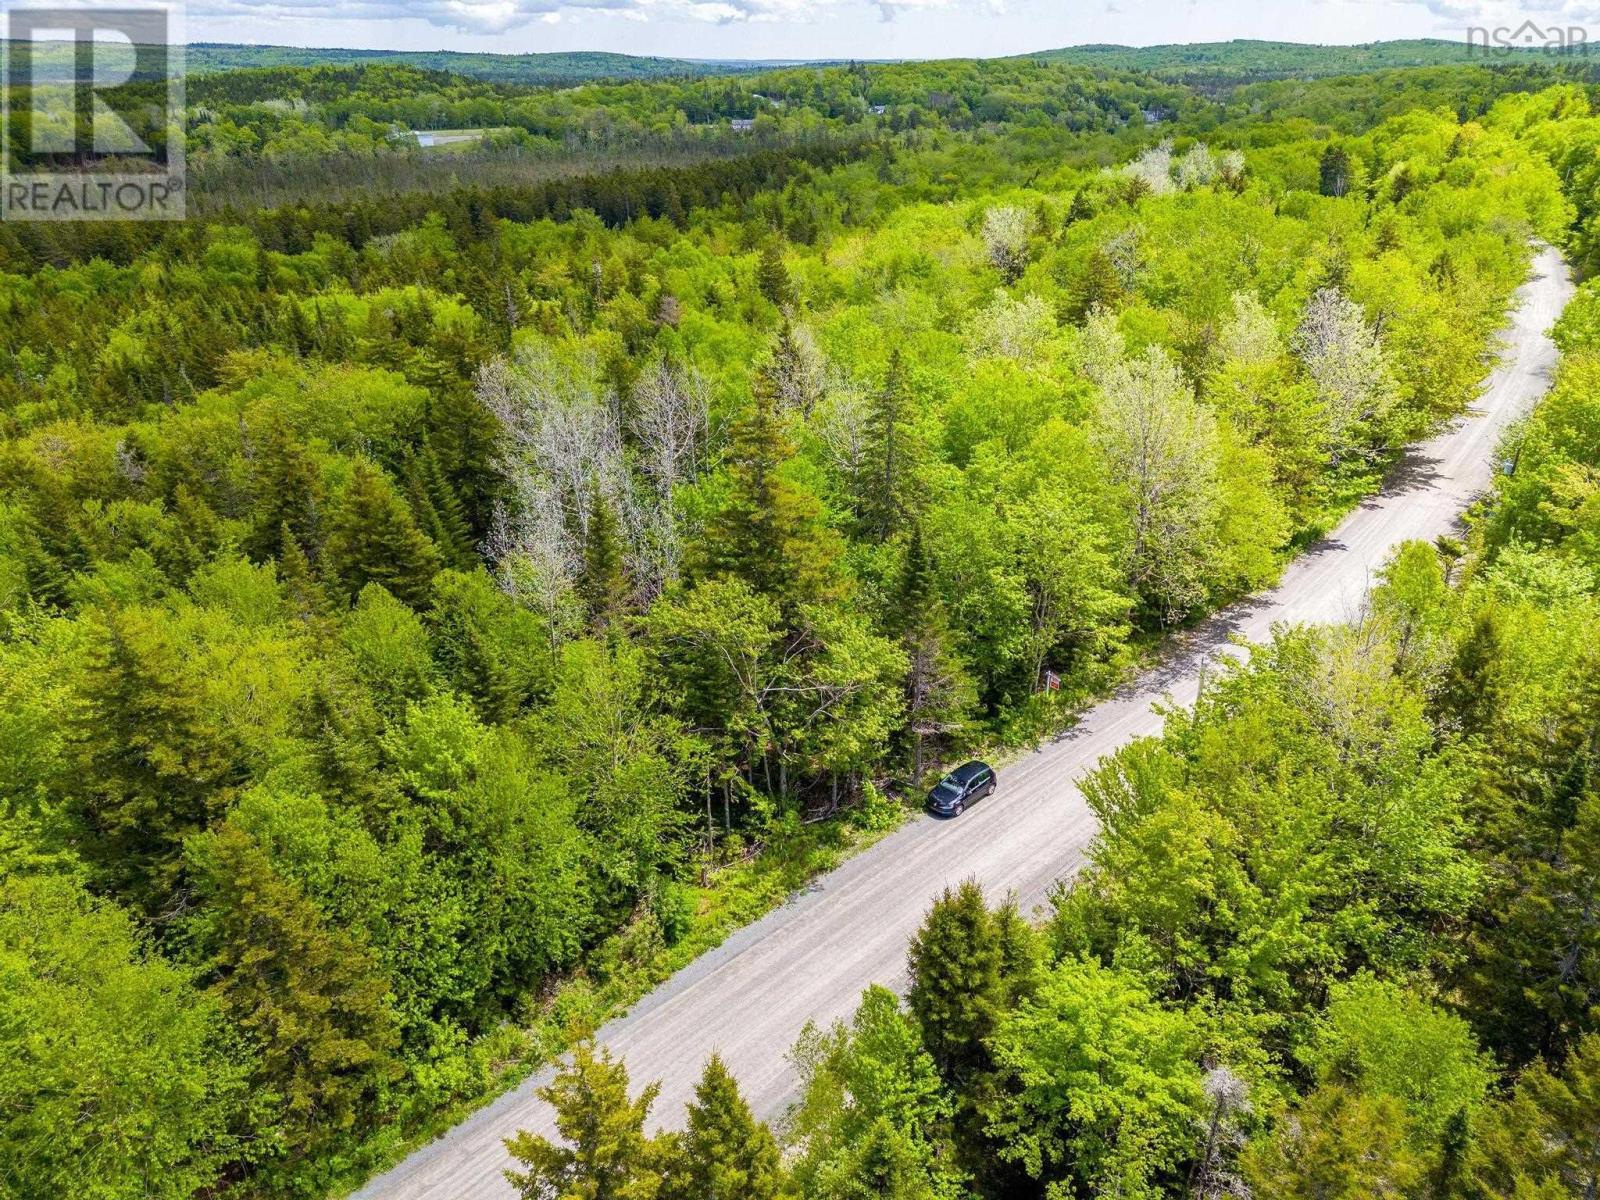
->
[189,822,400,1160]
[404,443,477,570]
[426,382,506,541]
[662,1055,786,1200]
[245,421,325,564]
[155,484,224,583]
[1065,189,1095,226]
[1462,795,1600,1064]
[1243,1085,1421,1199]
[324,461,441,609]
[278,523,334,626]
[906,881,1008,1083]
[1469,1032,1600,1197]
[505,1040,667,1200]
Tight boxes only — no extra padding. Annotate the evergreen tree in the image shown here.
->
[864,350,911,538]
[906,881,1007,1083]
[698,367,838,612]
[1244,1085,1421,1200]
[426,382,506,541]
[1320,143,1352,198]
[1065,189,1095,225]
[897,526,972,782]
[324,461,441,609]
[187,822,400,1164]
[154,484,225,584]
[403,443,477,570]
[505,1040,666,1200]
[756,239,794,309]
[1470,1032,1600,1198]
[1462,794,1600,1064]
[278,524,334,625]
[578,485,629,632]
[245,421,326,564]
[662,1055,787,1200]
[71,609,243,912]
[1071,249,1124,321]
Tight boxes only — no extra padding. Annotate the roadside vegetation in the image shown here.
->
[504,83,1600,1200]
[0,54,1597,1200]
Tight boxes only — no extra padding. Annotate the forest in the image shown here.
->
[1,46,1599,1200]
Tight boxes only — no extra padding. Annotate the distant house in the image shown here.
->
[869,104,887,115]
[1141,107,1169,125]
[730,118,756,132]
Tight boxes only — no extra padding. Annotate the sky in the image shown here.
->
[177,0,1600,63]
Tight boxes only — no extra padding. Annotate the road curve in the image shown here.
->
[354,245,1573,1200]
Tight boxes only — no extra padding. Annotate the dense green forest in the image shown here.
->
[501,82,1600,1200]
[1029,38,1576,84]
[185,45,756,84]
[2,48,1600,1200]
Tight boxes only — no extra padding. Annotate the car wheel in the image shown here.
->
[953,801,964,816]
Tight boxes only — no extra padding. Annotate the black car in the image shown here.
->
[927,760,996,816]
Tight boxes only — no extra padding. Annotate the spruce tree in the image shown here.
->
[906,881,1007,1083]
[505,1040,666,1200]
[403,443,476,570]
[663,1055,786,1200]
[245,421,325,564]
[864,350,910,538]
[1072,249,1124,321]
[1065,189,1095,225]
[578,485,629,632]
[72,609,243,912]
[277,523,334,626]
[756,239,794,309]
[189,823,399,1161]
[699,367,837,612]
[1469,1032,1600,1196]
[897,526,971,782]
[324,461,441,609]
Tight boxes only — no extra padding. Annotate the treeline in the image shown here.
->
[0,73,1581,1199]
[176,57,1184,171]
[503,126,1600,1197]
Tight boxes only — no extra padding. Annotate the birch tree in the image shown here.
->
[981,205,1034,284]
[1090,346,1221,622]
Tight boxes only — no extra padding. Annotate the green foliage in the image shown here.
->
[661,1055,787,1200]
[1241,1084,1422,1200]
[905,881,1012,1082]
[788,986,961,1200]
[0,873,247,1200]
[187,821,401,1182]
[505,1040,666,1200]
[0,52,1592,1200]
[984,958,1204,1196]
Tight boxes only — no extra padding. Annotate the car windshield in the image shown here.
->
[931,781,962,801]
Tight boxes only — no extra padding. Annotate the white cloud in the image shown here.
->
[186,0,1005,36]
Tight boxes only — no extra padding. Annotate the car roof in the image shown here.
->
[949,760,988,783]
